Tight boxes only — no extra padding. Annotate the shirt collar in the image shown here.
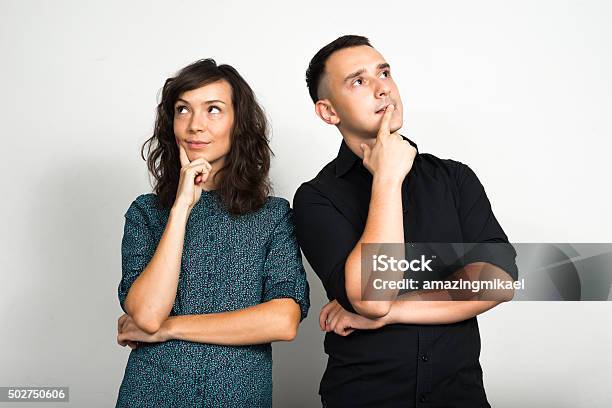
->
[335,135,419,178]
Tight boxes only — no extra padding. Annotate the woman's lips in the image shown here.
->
[187,141,210,149]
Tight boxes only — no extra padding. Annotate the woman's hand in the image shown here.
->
[117,314,170,349]
[319,300,387,336]
[173,141,212,212]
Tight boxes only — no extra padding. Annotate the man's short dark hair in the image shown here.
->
[305,35,372,103]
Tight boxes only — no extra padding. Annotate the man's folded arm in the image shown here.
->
[293,183,361,313]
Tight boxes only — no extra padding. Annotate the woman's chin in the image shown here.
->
[187,151,210,162]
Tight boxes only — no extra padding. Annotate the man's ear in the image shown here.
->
[315,99,340,126]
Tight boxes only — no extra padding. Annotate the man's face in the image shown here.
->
[319,45,403,138]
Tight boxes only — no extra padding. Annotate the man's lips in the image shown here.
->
[375,103,395,114]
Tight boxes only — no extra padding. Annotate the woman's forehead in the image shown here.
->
[177,80,232,104]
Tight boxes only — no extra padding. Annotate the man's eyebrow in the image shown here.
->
[343,68,366,83]
[174,98,227,105]
[343,63,391,83]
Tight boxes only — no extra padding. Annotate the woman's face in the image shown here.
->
[173,80,234,167]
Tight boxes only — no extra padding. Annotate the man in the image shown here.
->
[293,35,518,408]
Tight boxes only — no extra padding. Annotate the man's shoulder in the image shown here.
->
[293,149,475,206]
[294,157,338,200]
[417,152,467,178]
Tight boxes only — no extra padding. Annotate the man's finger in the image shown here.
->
[319,302,335,330]
[377,104,395,139]
[360,143,371,162]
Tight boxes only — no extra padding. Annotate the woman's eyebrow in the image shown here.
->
[203,99,227,105]
[175,98,227,105]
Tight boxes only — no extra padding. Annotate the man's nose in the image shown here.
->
[374,78,391,98]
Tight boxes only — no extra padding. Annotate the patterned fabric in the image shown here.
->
[116,190,310,407]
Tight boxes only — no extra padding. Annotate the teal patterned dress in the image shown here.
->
[116,190,310,407]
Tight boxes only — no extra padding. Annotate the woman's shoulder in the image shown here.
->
[262,195,293,215]
[124,193,166,225]
[251,195,292,225]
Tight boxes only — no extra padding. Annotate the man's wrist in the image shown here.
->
[379,305,395,326]
[372,174,404,190]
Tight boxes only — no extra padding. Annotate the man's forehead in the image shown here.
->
[325,46,387,80]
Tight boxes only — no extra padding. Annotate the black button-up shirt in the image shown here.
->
[293,137,517,408]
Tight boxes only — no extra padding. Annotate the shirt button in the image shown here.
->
[421,354,429,362]
[420,394,427,403]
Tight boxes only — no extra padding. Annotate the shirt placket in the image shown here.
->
[416,326,433,406]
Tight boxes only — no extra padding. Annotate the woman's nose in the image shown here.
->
[188,114,207,133]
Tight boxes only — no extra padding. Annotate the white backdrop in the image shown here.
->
[1,0,611,407]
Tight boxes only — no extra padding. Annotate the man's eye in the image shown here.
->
[380,70,391,78]
[176,105,188,114]
[209,106,221,114]
[352,78,363,87]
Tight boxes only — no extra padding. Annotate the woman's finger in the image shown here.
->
[117,314,127,333]
[178,142,190,167]
[187,159,211,172]
[183,158,206,171]
[185,162,210,178]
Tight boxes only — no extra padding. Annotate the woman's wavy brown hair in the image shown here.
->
[141,59,272,215]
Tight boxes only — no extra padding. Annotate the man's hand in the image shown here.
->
[319,300,386,337]
[117,313,170,349]
[360,104,417,183]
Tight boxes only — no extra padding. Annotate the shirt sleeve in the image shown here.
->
[118,195,159,313]
[293,183,360,313]
[261,199,311,322]
[454,162,519,281]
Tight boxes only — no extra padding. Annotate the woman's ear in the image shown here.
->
[315,100,340,126]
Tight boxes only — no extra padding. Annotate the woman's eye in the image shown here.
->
[176,105,188,114]
[208,106,221,114]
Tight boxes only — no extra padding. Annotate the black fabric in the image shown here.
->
[293,137,516,408]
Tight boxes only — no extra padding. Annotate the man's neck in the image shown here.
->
[340,131,377,160]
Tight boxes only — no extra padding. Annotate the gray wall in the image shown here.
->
[1,0,611,407]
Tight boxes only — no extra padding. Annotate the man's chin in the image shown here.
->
[390,124,403,134]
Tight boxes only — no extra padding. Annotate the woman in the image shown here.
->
[115,59,310,407]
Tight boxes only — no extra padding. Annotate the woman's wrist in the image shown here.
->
[170,203,191,221]
[159,317,176,342]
